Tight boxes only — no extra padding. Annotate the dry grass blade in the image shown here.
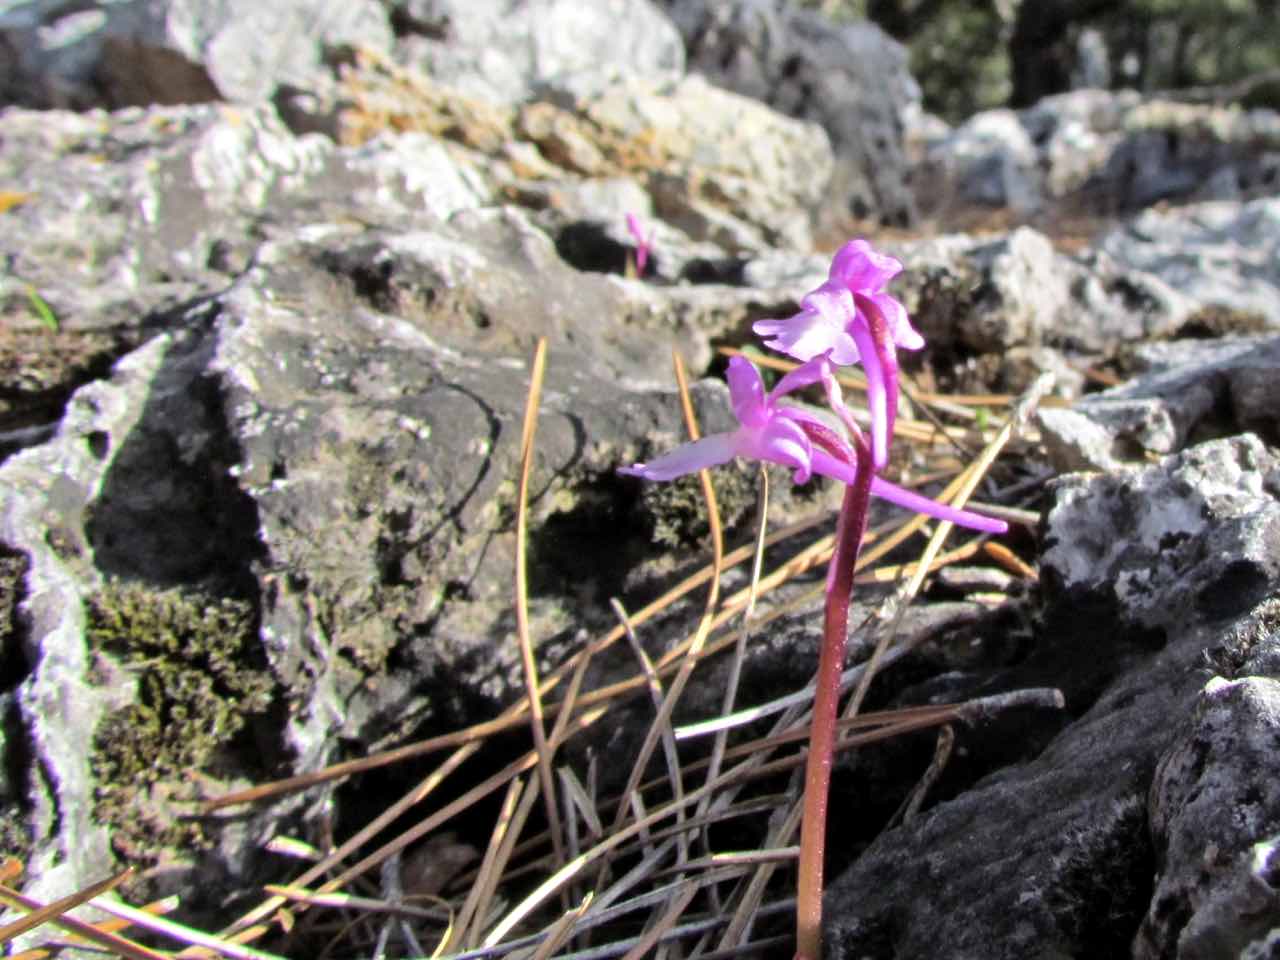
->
[262,885,447,921]
[557,767,604,841]
[610,597,686,864]
[448,775,527,951]
[673,643,914,741]
[604,350,725,863]
[483,765,735,947]
[0,889,167,960]
[718,802,802,952]
[982,540,1038,579]
[0,869,134,949]
[619,882,698,960]
[525,892,592,960]
[893,724,955,827]
[91,898,287,960]
[203,706,603,954]
[513,337,565,881]
[700,466,768,819]
[848,371,1054,719]
[323,706,608,905]
[466,777,544,949]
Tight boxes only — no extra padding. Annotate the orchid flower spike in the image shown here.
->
[626,212,655,278]
[620,356,1006,535]
[753,239,922,471]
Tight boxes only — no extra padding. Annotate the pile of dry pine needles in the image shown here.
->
[1,342,1065,959]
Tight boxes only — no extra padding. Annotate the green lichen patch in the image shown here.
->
[641,462,765,549]
[87,582,275,860]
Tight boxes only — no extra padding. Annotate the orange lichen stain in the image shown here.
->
[0,192,33,214]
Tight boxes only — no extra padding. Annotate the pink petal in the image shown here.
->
[849,320,890,471]
[807,449,1009,534]
[828,239,902,292]
[868,291,923,350]
[869,477,1009,534]
[618,434,737,481]
[749,416,814,483]
[726,356,769,428]
[753,305,857,364]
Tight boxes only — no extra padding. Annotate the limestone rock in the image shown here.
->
[1038,335,1280,472]
[826,435,1280,960]
[661,0,919,228]
[334,56,833,252]
[1136,673,1280,959]
[918,89,1280,219]
[1096,198,1280,328]
[390,0,685,104]
[0,0,394,109]
[894,228,1193,363]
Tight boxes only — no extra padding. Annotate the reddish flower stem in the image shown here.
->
[795,446,874,960]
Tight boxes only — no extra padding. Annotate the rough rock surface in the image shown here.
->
[1096,198,1280,328]
[919,89,1280,218]
[3,3,1280,955]
[1038,334,1280,473]
[0,0,394,109]
[390,0,685,104]
[896,227,1193,358]
[329,52,833,252]
[661,0,919,228]
[1136,671,1280,959]
[0,95,824,906]
[826,435,1280,959]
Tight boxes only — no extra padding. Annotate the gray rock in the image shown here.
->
[1136,673,1280,959]
[329,59,833,252]
[391,0,685,104]
[1096,198,1280,328]
[925,109,1042,213]
[1038,335,1280,472]
[894,228,1194,363]
[0,0,394,109]
[0,101,489,386]
[0,330,278,934]
[918,90,1280,221]
[0,91,844,908]
[826,435,1280,960]
[661,0,919,228]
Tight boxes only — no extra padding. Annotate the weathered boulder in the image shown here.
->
[918,89,1280,219]
[333,55,834,252]
[888,227,1194,394]
[826,434,1280,959]
[1038,334,1280,473]
[660,0,919,228]
[389,0,685,104]
[1096,198,1280,328]
[0,0,394,109]
[0,95,830,908]
[1136,671,1280,959]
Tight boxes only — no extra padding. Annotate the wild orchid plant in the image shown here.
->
[626,212,655,278]
[620,239,1007,960]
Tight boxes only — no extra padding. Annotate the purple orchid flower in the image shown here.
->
[753,239,923,472]
[626,212,655,278]
[620,356,1006,535]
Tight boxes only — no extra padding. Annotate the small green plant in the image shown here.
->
[24,285,58,333]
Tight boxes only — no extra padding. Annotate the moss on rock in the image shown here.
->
[87,582,275,858]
